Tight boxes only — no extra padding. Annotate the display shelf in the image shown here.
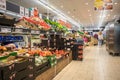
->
[0,25,41,35]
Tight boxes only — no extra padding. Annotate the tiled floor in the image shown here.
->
[53,46,120,80]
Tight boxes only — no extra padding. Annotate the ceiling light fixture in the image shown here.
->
[89,14,91,16]
[85,3,89,5]
[114,3,118,5]
[108,14,110,17]
[98,10,107,27]
[67,11,70,14]
[60,5,63,8]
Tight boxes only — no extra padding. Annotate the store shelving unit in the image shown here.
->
[106,22,120,55]
[0,24,73,80]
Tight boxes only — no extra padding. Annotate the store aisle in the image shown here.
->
[53,46,120,80]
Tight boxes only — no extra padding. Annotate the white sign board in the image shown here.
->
[1,28,11,33]
[0,0,6,10]
[25,8,29,17]
[20,6,24,16]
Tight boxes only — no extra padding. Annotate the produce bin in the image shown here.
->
[14,58,29,72]
[35,66,55,80]
[0,63,15,80]
[56,56,69,75]
[35,61,51,77]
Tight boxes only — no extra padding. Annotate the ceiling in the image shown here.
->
[7,0,120,28]
[47,0,120,27]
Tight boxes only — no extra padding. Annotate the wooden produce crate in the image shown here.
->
[35,66,56,80]
[56,56,69,75]
[35,61,51,77]
[69,51,72,62]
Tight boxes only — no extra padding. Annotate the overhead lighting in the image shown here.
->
[99,15,102,18]
[89,14,91,16]
[85,3,89,5]
[67,11,70,14]
[108,14,110,17]
[98,10,107,27]
[113,15,116,19]
[60,5,63,8]
[114,2,118,5]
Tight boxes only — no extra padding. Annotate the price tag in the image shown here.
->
[20,6,24,16]
[31,30,35,34]
[25,8,29,17]
[15,28,23,33]
[36,31,40,34]
[31,30,39,34]
[0,0,6,10]
[1,28,11,32]
[67,43,70,45]
[23,29,29,33]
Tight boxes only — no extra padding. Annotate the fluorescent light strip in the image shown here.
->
[37,0,80,27]
[98,10,107,27]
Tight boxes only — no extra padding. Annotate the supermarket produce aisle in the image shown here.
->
[53,46,120,80]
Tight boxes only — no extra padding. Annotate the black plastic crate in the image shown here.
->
[0,69,2,80]
[14,59,29,72]
[35,61,50,77]
[28,57,35,66]
[0,63,15,79]
[25,65,34,75]
[13,68,27,80]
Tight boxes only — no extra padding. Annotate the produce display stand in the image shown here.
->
[35,66,56,80]
[56,54,69,75]
[0,4,84,79]
[72,42,84,61]
[0,56,35,80]
[68,51,72,62]
[35,52,71,80]
[0,23,73,80]
[0,23,38,80]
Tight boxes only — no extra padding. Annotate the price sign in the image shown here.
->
[20,6,24,16]
[25,8,29,17]
[0,0,6,10]
[36,31,40,34]
[15,28,23,33]
[31,30,40,34]
[1,27,11,32]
